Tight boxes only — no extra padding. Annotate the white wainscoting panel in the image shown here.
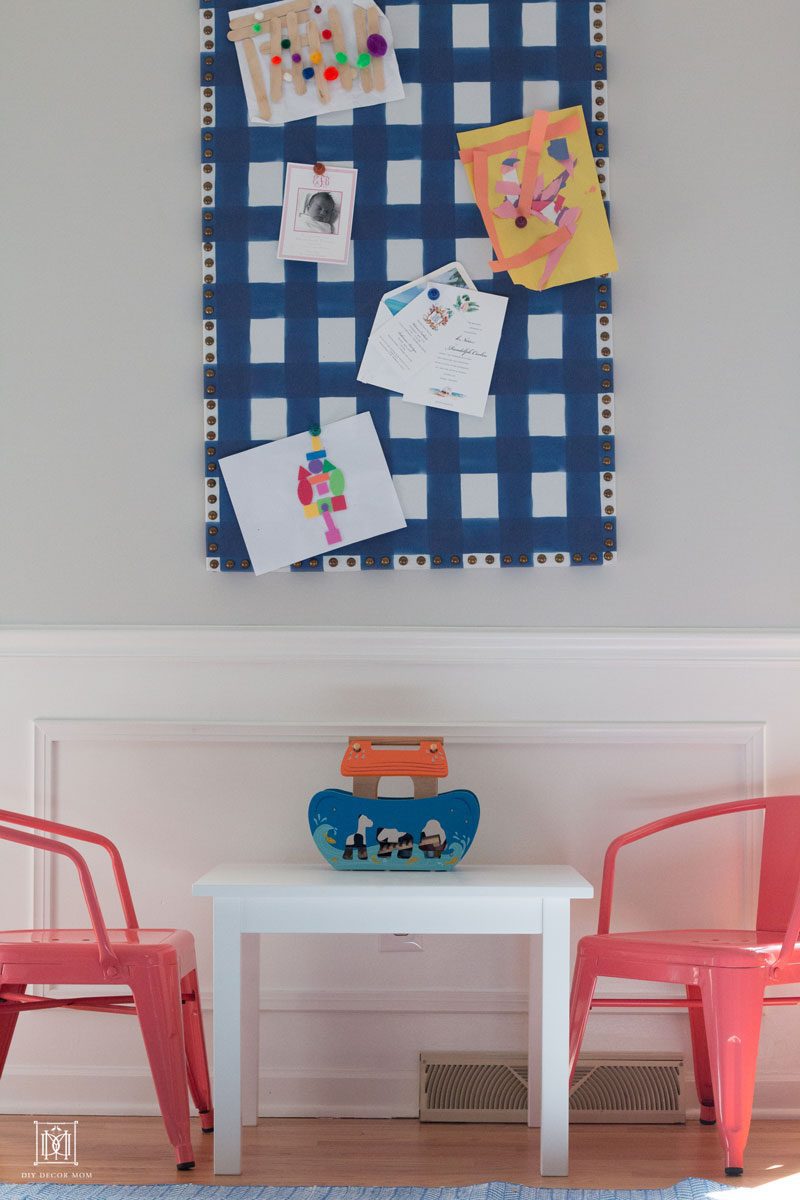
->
[1,627,799,1116]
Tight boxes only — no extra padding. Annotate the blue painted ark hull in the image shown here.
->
[309,788,480,871]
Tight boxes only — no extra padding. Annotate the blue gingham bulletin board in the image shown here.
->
[200,0,615,572]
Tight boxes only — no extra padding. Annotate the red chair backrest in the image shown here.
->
[757,796,800,934]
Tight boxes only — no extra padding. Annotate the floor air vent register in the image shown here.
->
[419,1052,685,1124]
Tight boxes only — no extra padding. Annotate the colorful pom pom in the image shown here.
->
[310,50,322,63]
[270,54,281,64]
[292,51,301,62]
[252,23,262,32]
[356,51,371,68]
[323,65,338,80]
[321,27,333,40]
[366,33,387,56]
[302,66,315,79]
[281,37,291,48]
[334,51,348,64]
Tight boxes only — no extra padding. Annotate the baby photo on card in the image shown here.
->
[278,162,357,266]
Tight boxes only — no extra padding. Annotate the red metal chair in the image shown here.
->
[569,795,800,1176]
[0,809,213,1169]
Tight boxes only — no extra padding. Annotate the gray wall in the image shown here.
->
[2,1,798,627]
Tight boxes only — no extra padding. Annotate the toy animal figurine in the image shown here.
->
[308,736,480,871]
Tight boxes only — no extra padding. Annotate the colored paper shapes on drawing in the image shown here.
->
[457,106,617,291]
[219,413,406,574]
[297,434,348,545]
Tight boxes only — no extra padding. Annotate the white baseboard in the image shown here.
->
[0,1065,418,1119]
[3,1065,799,1121]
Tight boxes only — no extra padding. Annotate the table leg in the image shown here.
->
[538,898,570,1176]
[241,933,261,1126]
[212,898,243,1174]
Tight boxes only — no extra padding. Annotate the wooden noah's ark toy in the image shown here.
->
[308,736,480,871]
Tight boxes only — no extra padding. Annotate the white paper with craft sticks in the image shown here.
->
[230,0,404,125]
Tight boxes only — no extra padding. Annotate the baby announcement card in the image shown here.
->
[219,413,406,575]
[277,162,357,265]
[228,0,404,127]
[367,283,507,418]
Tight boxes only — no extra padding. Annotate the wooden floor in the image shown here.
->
[2,1116,800,1192]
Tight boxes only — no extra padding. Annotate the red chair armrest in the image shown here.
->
[0,822,123,979]
[597,797,767,934]
[0,808,138,928]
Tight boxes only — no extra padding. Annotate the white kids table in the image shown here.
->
[192,863,593,1176]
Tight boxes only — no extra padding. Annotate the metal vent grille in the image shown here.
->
[419,1052,685,1124]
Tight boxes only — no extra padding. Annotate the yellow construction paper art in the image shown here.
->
[457,106,618,291]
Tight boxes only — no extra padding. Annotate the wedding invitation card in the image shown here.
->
[360,279,507,418]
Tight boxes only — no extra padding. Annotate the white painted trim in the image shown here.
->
[3,625,800,663]
[33,717,767,748]
[3,1063,800,1120]
[0,1065,419,1119]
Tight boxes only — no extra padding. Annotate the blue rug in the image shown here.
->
[0,1182,733,1199]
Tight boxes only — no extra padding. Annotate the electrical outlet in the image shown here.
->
[380,933,423,952]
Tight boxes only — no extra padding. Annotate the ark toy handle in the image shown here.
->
[341,736,448,800]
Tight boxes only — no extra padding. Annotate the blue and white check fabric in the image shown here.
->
[201,0,615,572]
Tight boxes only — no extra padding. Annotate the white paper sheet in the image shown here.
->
[219,413,406,575]
[357,263,475,395]
[230,0,404,127]
[359,280,507,418]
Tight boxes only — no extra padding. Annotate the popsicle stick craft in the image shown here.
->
[458,106,618,291]
[228,0,403,124]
